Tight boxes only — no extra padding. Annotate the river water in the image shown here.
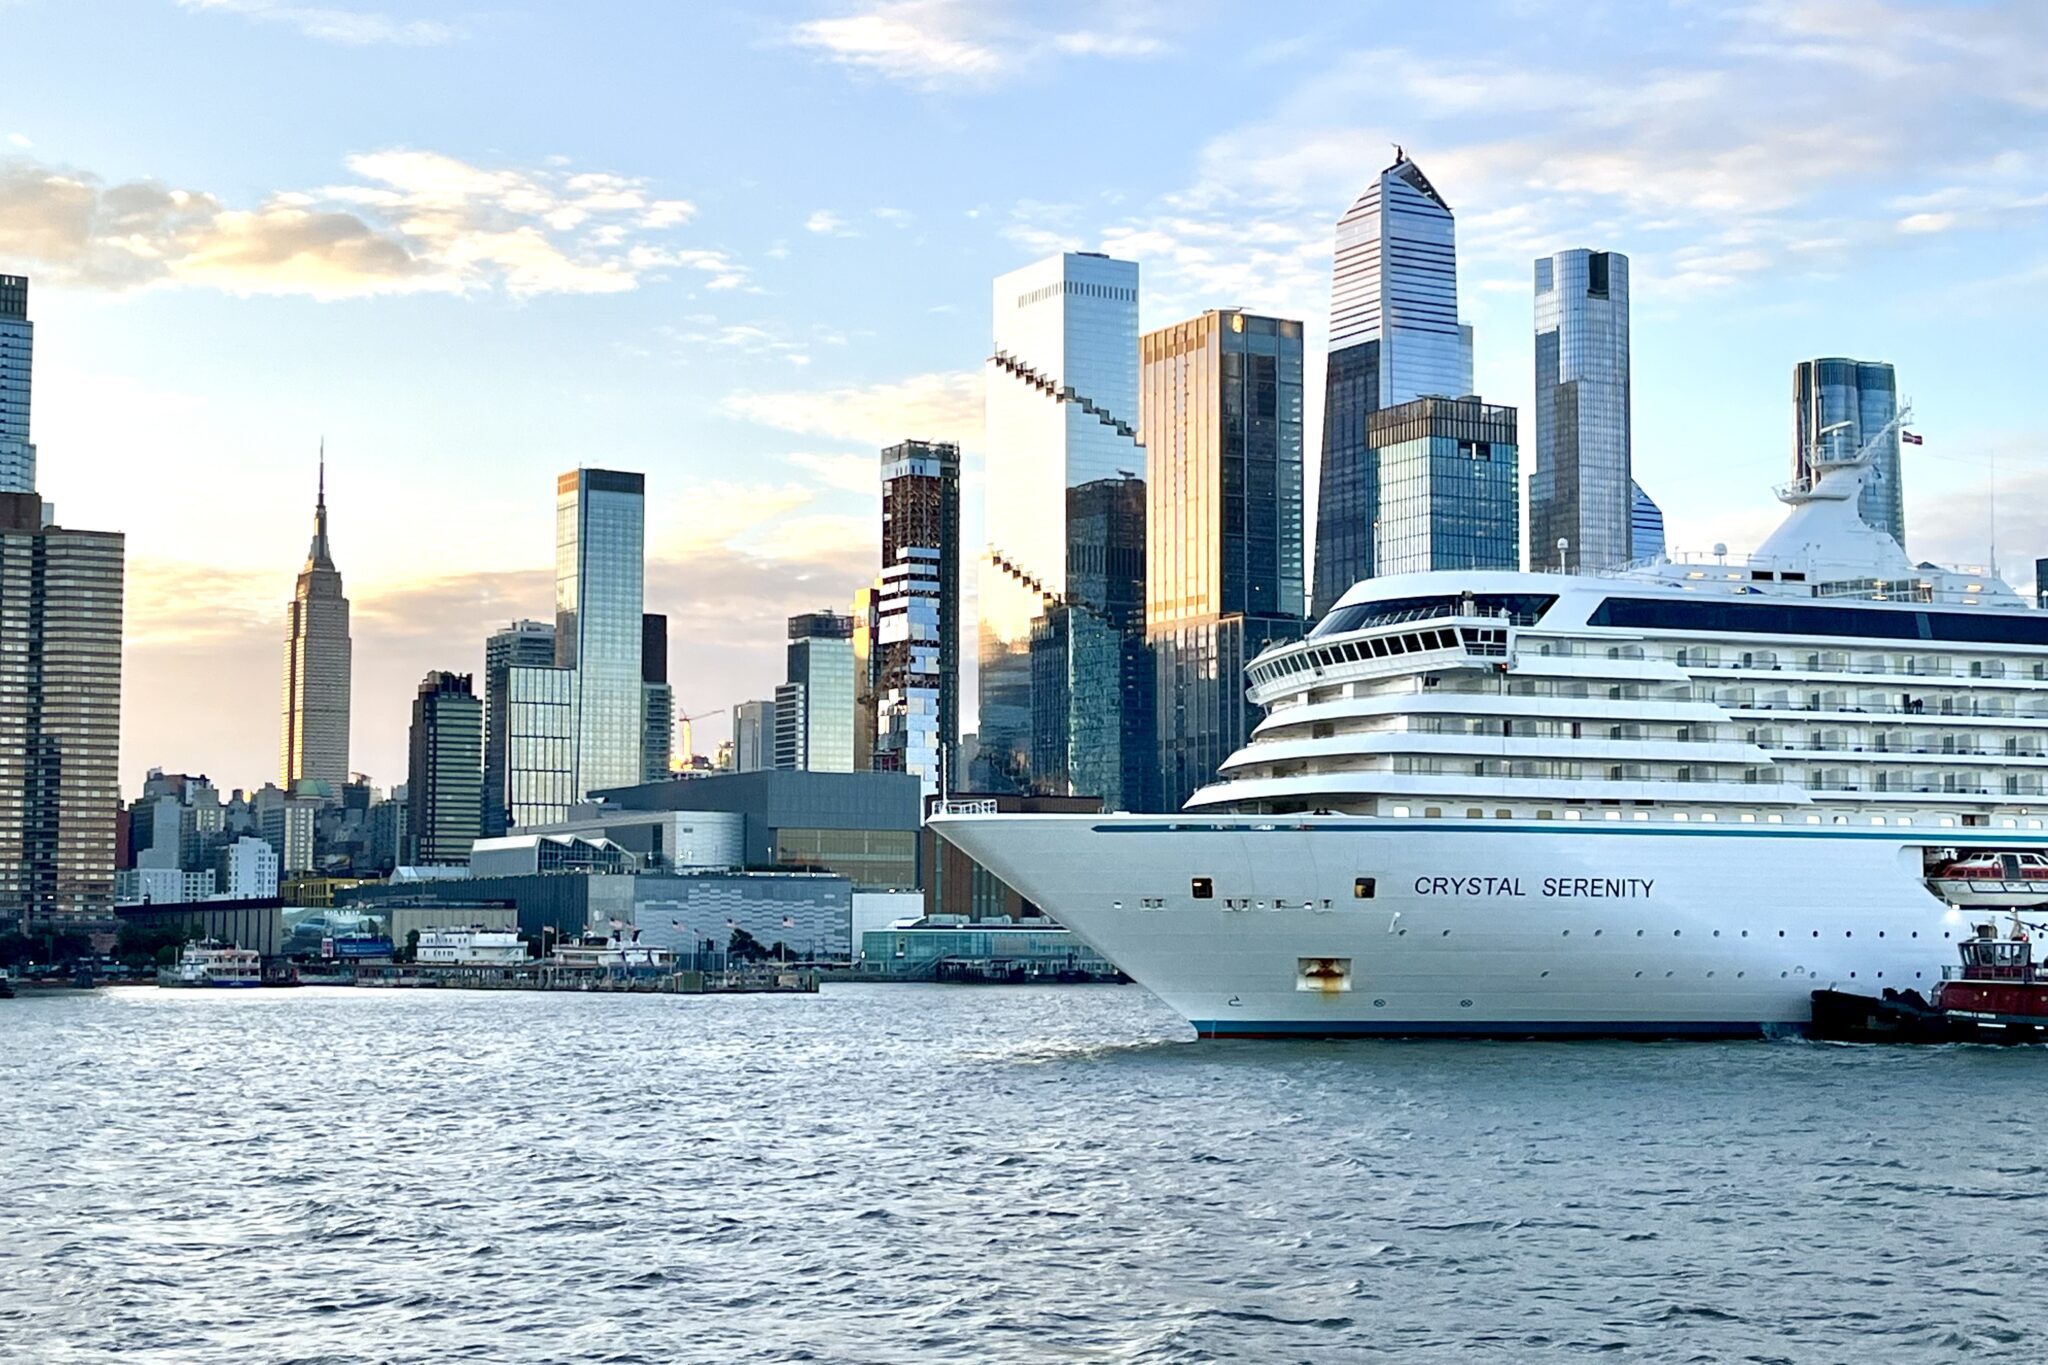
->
[3,984,2044,1362]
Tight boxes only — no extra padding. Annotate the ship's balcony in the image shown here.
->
[1220,731,1773,774]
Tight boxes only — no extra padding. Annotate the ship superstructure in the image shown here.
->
[936,440,2048,1037]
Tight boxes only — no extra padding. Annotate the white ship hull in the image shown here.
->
[933,814,2004,1038]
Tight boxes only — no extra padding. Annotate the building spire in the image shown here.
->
[305,439,334,572]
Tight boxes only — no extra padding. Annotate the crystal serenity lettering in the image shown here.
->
[1412,875,1655,898]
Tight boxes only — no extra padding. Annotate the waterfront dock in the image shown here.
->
[339,961,817,994]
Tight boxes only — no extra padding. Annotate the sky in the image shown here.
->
[2,0,2045,796]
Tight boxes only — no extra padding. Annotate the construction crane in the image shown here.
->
[675,706,728,767]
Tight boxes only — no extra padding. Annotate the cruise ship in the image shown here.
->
[935,447,2048,1037]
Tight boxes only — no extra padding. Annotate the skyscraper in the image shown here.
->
[641,612,673,779]
[405,671,483,866]
[980,251,1149,802]
[280,454,351,791]
[483,618,556,837]
[776,611,855,772]
[1142,310,1308,811]
[0,275,35,494]
[1532,248,1632,572]
[1794,358,1904,546]
[1370,396,1520,575]
[851,582,879,772]
[1631,481,1666,562]
[0,492,123,929]
[556,468,645,796]
[878,439,961,795]
[733,699,777,773]
[1312,152,1471,615]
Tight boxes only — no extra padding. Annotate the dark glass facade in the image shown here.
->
[1312,341,1381,616]
[1142,310,1308,810]
[406,671,482,866]
[483,619,555,836]
[1370,397,1520,575]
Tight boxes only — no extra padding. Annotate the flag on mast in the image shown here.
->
[1902,431,1923,445]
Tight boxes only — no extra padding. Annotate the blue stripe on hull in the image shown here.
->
[1192,1018,1774,1041]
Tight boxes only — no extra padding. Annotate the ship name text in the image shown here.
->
[1412,875,1655,899]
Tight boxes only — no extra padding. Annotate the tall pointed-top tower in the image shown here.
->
[280,447,352,790]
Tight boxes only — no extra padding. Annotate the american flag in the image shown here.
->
[782,917,795,928]
[1902,431,1924,446]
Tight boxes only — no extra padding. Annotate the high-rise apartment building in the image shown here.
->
[482,618,555,837]
[556,469,646,796]
[733,699,776,773]
[1532,249,1632,572]
[0,492,123,928]
[877,439,961,795]
[1632,481,1666,562]
[641,612,672,780]
[1794,358,1904,546]
[776,611,855,772]
[280,457,351,790]
[1142,310,1309,811]
[1370,397,1520,575]
[0,275,36,493]
[980,251,1151,803]
[1312,153,1472,615]
[405,671,483,865]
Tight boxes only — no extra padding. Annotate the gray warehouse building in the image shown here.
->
[588,770,921,891]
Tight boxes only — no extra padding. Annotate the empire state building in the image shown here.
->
[280,455,351,789]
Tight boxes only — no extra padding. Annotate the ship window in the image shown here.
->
[1353,877,1376,899]
[1190,877,1213,900]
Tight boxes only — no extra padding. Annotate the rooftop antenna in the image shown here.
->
[1990,444,1999,580]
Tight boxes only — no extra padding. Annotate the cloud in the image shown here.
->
[176,0,457,46]
[722,370,983,449]
[0,149,737,298]
[804,209,850,235]
[788,0,1168,91]
[786,451,880,496]
[1898,211,1957,235]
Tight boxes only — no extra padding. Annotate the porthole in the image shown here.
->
[1737,971,1745,978]
[1540,970,1550,977]
[1636,929,1644,937]
[1778,931,1785,937]
[1878,931,1885,938]
[1372,998,1386,1008]
[1664,971,1674,978]
[1191,877,1214,900]
[1593,929,1603,937]
[1354,877,1377,899]
[1673,930,1682,937]
[1741,930,1749,938]
[1911,931,1918,938]
[1812,931,1820,938]
[1441,929,1451,937]
[1561,929,1570,937]
[1707,971,1715,978]
[1459,998,1473,1008]
[1845,931,1852,938]
[1713,930,1721,937]
[1634,971,1643,978]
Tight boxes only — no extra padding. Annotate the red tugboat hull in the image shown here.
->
[1810,987,2048,1044]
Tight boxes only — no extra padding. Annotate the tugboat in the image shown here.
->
[1811,917,2048,1043]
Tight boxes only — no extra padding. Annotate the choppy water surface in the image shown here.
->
[5,985,2047,1362]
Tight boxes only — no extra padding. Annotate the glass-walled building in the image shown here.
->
[777,611,855,773]
[1631,481,1666,562]
[1370,397,1519,576]
[877,439,960,794]
[0,275,35,494]
[556,468,646,798]
[405,671,482,866]
[1313,153,1471,615]
[1532,248,1632,572]
[1794,357,1903,547]
[506,663,575,828]
[1142,309,1308,811]
[483,618,555,836]
[979,251,1147,800]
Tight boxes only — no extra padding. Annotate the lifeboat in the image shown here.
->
[1926,850,2048,908]
[1811,917,2048,1043]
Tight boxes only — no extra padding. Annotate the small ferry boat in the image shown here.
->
[1811,918,2048,1042]
[1925,850,2048,909]
[169,942,263,988]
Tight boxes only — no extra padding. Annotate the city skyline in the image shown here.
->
[1,1,2043,790]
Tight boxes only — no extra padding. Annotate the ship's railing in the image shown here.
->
[1724,699,2046,720]
[1679,658,2040,680]
[934,799,999,816]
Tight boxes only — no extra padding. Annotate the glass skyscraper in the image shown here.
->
[280,457,351,791]
[979,251,1151,804]
[1313,153,1472,616]
[0,275,35,494]
[0,492,124,928]
[483,618,556,836]
[641,612,672,779]
[1369,397,1519,575]
[1794,358,1904,546]
[1631,481,1666,562]
[776,611,856,773]
[1142,310,1308,811]
[1532,248,1632,572]
[877,439,960,795]
[555,468,646,797]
